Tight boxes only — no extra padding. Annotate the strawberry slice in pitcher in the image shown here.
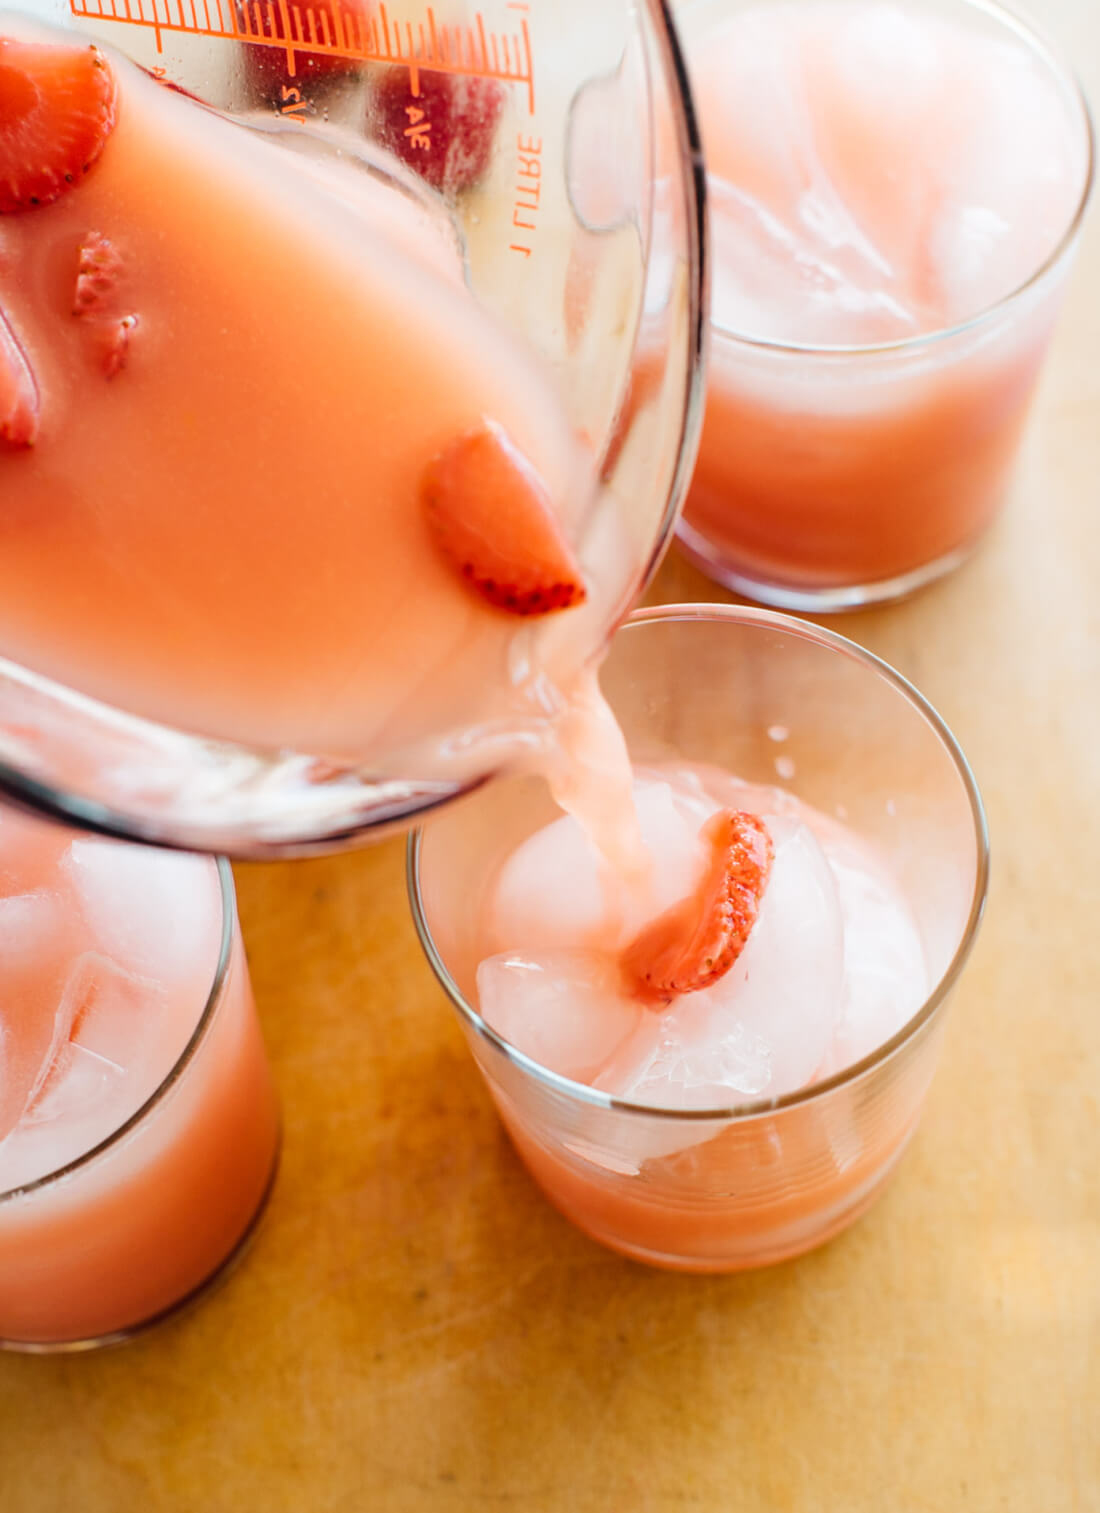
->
[0,309,38,447]
[0,36,117,214]
[421,421,587,617]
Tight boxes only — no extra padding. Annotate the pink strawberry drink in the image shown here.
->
[472,763,937,1267]
[678,0,1091,605]
[0,803,278,1347]
[413,607,988,1271]
[426,758,947,1273]
[0,17,632,785]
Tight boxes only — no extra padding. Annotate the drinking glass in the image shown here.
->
[675,0,1093,610]
[410,605,989,1271]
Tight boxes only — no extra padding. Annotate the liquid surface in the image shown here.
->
[690,0,1086,345]
[0,805,221,1192]
[476,764,928,1111]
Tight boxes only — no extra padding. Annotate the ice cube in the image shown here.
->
[709,176,919,347]
[597,1008,772,1108]
[924,202,1012,327]
[926,34,1086,319]
[692,7,815,218]
[693,3,928,345]
[483,813,612,956]
[805,0,946,278]
[21,1040,120,1129]
[484,775,717,957]
[20,952,159,1131]
[9,956,167,1192]
[477,950,640,1083]
[696,816,845,1094]
[67,951,163,1071]
[0,891,71,1143]
[819,2,944,121]
[818,835,928,1077]
[63,841,220,987]
[4,1038,129,1191]
[13,954,165,1186]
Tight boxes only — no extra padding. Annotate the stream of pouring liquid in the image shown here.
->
[532,665,654,915]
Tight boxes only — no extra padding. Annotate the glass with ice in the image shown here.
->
[411,607,988,1271]
[0,803,279,1348]
[0,1,704,855]
[676,0,1093,609]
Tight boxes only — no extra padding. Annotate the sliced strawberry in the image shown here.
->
[72,230,125,317]
[421,420,586,616]
[372,68,504,194]
[0,307,39,447]
[0,37,117,214]
[623,810,774,1003]
[239,0,370,100]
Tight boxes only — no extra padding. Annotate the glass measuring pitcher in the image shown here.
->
[0,0,705,856]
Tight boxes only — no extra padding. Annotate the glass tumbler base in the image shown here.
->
[675,519,981,614]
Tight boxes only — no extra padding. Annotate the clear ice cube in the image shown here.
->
[477,950,640,1083]
[64,840,218,986]
[21,951,159,1124]
[596,1010,772,1109]
[1,953,162,1191]
[697,4,924,345]
[818,836,928,1077]
[21,1041,119,1129]
[709,162,919,347]
[68,951,161,1071]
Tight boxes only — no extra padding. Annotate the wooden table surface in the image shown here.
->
[3,3,1098,1507]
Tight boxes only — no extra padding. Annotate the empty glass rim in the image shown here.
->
[408,602,991,1122]
[681,0,1096,357]
[0,856,235,1204]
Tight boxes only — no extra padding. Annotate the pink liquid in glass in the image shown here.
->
[0,806,277,1347]
[463,760,935,1266]
[680,0,1090,600]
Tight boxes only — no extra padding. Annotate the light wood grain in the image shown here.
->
[1,2,1097,1508]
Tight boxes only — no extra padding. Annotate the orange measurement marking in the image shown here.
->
[279,81,308,119]
[67,0,536,109]
[510,128,541,256]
